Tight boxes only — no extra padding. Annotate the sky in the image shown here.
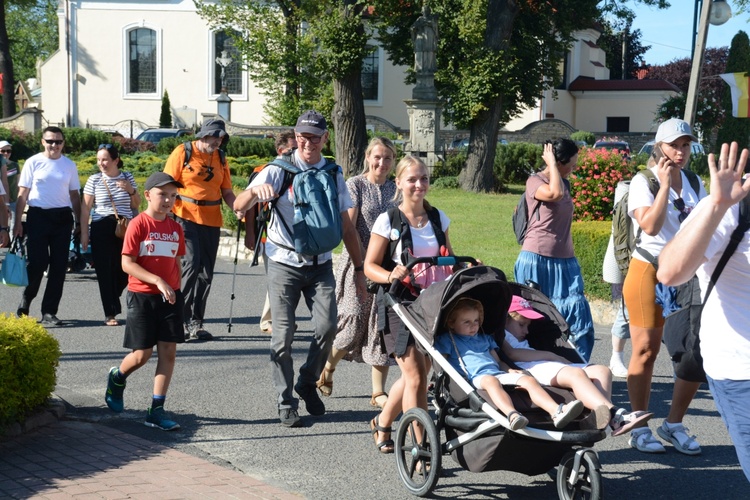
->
[628,1,749,66]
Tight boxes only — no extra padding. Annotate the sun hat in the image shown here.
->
[295,111,327,136]
[196,119,227,139]
[655,118,698,144]
[509,295,544,320]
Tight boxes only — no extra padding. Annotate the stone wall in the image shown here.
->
[0,108,43,133]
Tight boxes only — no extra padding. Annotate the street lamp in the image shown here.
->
[684,0,732,129]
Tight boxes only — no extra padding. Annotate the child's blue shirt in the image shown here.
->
[434,332,502,380]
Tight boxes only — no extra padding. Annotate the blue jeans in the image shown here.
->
[266,259,336,410]
[707,376,750,483]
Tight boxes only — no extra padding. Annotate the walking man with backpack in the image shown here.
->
[163,118,237,341]
[234,110,365,427]
[658,141,750,483]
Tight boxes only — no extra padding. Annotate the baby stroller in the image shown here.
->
[384,256,607,499]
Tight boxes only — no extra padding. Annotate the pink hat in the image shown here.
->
[509,295,544,320]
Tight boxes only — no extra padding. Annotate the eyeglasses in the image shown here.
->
[296,135,323,145]
[44,139,64,145]
[98,143,113,150]
[673,198,690,223]
[0,149,10,154]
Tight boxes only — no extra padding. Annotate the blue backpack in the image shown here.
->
[268,157,343,257]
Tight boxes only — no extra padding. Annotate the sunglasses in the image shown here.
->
[98,143,113,150]
[0,149,10,153]
[44,139,64,145]
[673,198,689,223]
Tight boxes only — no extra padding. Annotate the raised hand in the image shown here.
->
[708,141,750,210]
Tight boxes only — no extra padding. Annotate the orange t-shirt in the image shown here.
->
[163,142,232,227]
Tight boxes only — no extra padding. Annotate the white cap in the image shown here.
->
[0,141,10,149]
[655,118,698,144]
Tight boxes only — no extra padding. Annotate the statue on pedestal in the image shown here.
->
[411,4,438,100]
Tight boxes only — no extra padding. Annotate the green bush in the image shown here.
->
[0,315,61,429]
[571,130,596,146]
[689,153,709,177]
[225,137,277,158]
[571,221,611,301]
[433,152,465,179]
[432,176,460,189]
[61,128,114,155]
[157,136,195,155]
[494,142,543,188]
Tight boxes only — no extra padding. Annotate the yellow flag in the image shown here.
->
[720,73,750,118]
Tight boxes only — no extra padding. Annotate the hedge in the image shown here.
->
[571,220,612,301]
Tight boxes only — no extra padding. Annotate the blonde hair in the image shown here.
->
[445,297,484,329]
[392,154,431,208]
[363,137,397,173]
[508,311,523,322]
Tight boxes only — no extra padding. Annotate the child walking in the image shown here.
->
[434,297,584,431]
[104,172,186,431]
[502,295,652,436]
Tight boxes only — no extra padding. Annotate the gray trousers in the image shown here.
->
[176,217,220,327]
[266,258,336,410]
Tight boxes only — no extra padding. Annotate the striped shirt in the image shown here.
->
[83,171,137,221]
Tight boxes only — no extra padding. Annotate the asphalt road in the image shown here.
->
[1,256,748,499]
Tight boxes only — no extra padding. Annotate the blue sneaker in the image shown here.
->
[145,406,180,431]
[105,367,125,413]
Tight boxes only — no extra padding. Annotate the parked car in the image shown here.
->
[638,140,705,157]
[136,128,191,144]
[448,137,507,152]
[593,140,631,157]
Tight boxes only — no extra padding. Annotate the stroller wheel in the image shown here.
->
[395,408,441,497]
[556,449,602,500]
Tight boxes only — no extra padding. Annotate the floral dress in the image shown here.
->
[333,175,397,366]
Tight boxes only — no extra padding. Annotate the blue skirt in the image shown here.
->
[514,251,595,361]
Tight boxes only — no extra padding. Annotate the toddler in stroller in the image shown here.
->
[385,259,611,498]
[502,295,653,436]
[435,297,585,430]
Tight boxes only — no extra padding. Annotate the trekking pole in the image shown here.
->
[227,219,242,334]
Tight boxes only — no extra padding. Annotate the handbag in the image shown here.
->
[1,237,29,287]
[103,177,130,239]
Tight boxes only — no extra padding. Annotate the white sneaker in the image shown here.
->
[551,400,584,429]
[656,421,702,455]
[629,427,666,453]
[609,356,628,378]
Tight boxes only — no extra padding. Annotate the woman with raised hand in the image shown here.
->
[81,143,140,326]
[364,154,454,453]
[317,137,398,409]
[514,138,595,362]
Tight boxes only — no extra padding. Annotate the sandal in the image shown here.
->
[370,391,388,409]
[507,411,529,431]
[105,317,119,327]
[370,415,394,454]
[316,366,334,397]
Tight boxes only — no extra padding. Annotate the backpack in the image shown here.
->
[246,161,293,266]
[662,195,750,383]
[512,175,542,245]
[265,156,343,258]
[611,169,701,276]
[183,141,227,172]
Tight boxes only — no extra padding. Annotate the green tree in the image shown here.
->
[716,31,750,150]
[195,0,369,175]
[6,0,57,81]
[160,89,172,128]
[597,22,649,80]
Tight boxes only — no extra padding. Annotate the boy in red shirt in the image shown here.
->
[105,172,186,431]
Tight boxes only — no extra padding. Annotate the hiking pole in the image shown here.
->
[227,219,242,334]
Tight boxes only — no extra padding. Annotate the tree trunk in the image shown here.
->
[460,0,518,192]
[332,70,368,176]
[0,1,15,118]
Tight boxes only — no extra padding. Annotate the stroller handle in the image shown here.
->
[388,255,479,295]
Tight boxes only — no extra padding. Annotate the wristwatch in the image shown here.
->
[354,264,364,272]
[0,227,8,232]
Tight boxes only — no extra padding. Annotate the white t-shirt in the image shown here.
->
[18,153,80,209]
[504,331,587,385]
[371,208,451,288]
[684,199,750,381]
[628,168,705,261]
[247,151,353,267]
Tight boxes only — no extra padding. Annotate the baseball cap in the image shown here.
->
[0,140,11,149]
[509,295,544,320]
[295,110,327,136]
[655,118,698,144]
[196,118,227,139]
[145,172,184,190]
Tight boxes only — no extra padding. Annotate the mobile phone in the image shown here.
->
[652,144,672,163]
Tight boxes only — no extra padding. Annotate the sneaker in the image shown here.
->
[184,323,199,341]
[294,382,325,416]
[656,421,702,455]
[16,299,29,317]
[105,367,126,413]
[279,408,303,427]
[196,328,213,341]
[609,356,628,378]
[610,408,653,437]
[551,400,584,429]
[144,406,180,431]
[629,427,666,453]
[40,314,62,326]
